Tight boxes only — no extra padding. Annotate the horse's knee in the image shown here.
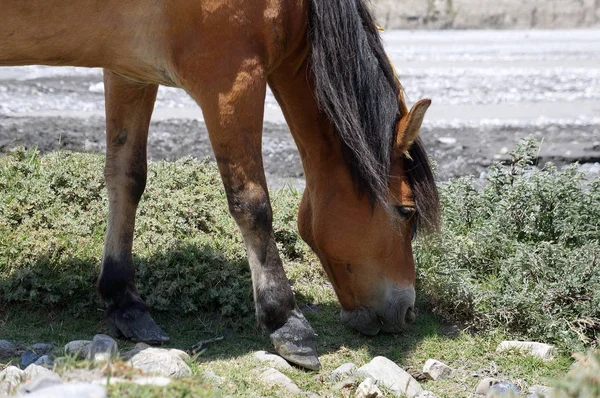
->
[226,184,272,233]
[104,141,147,203]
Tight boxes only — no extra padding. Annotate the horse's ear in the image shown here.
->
[395,98,431,153]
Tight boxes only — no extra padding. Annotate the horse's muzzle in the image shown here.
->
[339,286,416,335]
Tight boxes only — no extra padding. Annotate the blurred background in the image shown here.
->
[1,1,599,188]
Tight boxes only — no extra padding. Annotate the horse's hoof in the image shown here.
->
[107,307,170,345]
[269,309,321,371]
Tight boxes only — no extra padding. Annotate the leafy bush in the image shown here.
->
[416,137,600,351]
[0,148,319,322]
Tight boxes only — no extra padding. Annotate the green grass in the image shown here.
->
[1,143,598,396]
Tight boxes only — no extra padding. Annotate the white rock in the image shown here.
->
[355,378,383,398]
[24,364,56,381]
[64,340,92,359]
[496,341,555,360]
[357,356,423,397]
[422,359,453,381]
[254,351,292,371]
[415,392,439,398]
[475,377,500,395]
[17,374,62,395]
[90,335,118,363]
[331,363,357,381]
[438,137,457,145]
[257,367,302,394]
[129,347,192,379]
[168,349,190,362]
[528,384,554,397]
[0,366,24,394]
[25,383,107,398]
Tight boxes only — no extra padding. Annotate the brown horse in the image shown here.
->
[1,0,439,369]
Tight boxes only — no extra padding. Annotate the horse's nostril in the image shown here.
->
[405,307,416,324]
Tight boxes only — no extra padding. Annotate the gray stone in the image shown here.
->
[254,350,292,371]
[475,378,500,395]
[64,340,92,359]
[415,392,439,398]
[20,351,40,369]
[331,363,357,381]
[90,335,118,362]
[168,348,190,362]
[120,342,150,360]
[0,340,17,358]
[488,381,521,396]
[528,385,554,398]
[355,377,383,398]
[34,355,54,367]
[17,374,62,395]
[24,364,56,381]
[357,356,423,397]
[30,344,54,356]
[257,367,302,394]
[423,359,453,381]
[0,366,24,394]
[129,347,192,378]
[25,383,107,398]
[496,341,555,361]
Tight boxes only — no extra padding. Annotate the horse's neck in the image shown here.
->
[0,0,162,74]
[268,57,351,195]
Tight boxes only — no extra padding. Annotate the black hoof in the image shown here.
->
[106,305,170,345]
[269,309,321,371]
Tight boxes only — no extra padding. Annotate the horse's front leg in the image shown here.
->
[99,70,169,343]
[183,58,320,370]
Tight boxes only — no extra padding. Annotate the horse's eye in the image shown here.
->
[395,206,415,217]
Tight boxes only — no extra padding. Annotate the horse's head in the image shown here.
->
[298,99,438,336]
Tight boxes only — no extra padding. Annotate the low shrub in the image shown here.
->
[0,149,318,323]
[415,138,600,351]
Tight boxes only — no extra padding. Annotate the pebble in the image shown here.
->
[90,334,119,362]
[24,364,56,380]
[0,366,24,394]
[528,384,554,397]
[254,350,292,371]
[488,381,521,396]
[331,363,357,381]
[24,383,107,398]
[438,137,458,145]
[34,355,54,367]
[30,343,54,355]
[0,340,17,358]
[257,367,303,394]
[496,341,555,360]
[64,340,93,359]
[129,347,192,378]
[120,342,150,360]
[17,374,62,395]
[355,377,382,398]
[422,359,453,381]
[357,356,423,397]
[20,350,40,368]
[475,378,500,395]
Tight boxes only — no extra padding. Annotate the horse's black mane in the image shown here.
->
[308,0,439,232]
